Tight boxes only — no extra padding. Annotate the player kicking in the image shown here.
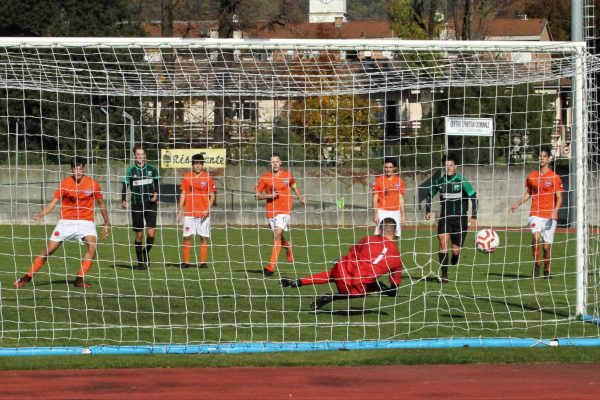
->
[13,157,110,289]
[256,153,305,276]
[280,218,402,310]
[372,158,406,238]
[425,154,478,283]
[510,145,563,278]
[121,145,159,270]
[177,154,216,269]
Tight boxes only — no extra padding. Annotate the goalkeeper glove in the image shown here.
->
[375,281,398,297]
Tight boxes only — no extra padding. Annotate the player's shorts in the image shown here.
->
[50,220,97,244]
[330,261,366,296]
[374,209,401,237]
[182,216,211,238]
[131,202,157,231]
[268,214,290,231]
[528,216,557,244]
[437,216,469,247]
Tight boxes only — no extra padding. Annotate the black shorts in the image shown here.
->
[437,216,469,247]
[131,202,158,231]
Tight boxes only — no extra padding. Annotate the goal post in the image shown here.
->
[0,37,598,355]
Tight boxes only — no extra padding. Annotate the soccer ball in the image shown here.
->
[475,229,500,253]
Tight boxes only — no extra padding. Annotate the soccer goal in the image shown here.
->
[0,38,598,356]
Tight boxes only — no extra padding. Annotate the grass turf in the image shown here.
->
[0,224,598,349]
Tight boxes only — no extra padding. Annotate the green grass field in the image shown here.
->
[0,224,598,349]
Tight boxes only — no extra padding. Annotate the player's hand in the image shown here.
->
[200,211,209,219]
[176,211,182,222]
[425,212,432,221]
[551,210,559,220]
[150,193,158,203]
[510,202,519,213]
[298,195,306,205]
[121,200,128,209]
[469,218,477,231]
[101,223,110,238]
[373,214,379,224]
[271,191,279,199]
[33,214,42,224]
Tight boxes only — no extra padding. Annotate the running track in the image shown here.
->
[1,364,598,399]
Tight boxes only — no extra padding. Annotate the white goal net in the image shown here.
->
[0,38,598,354]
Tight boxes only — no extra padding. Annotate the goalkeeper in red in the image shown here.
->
[281,218,402,310]
[13,157,110,289]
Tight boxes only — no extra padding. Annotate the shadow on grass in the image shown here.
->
[487,272,531,279]
[317,308,389,317]
[109,264,137,270]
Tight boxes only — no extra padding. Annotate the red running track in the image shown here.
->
[1,364,599,399]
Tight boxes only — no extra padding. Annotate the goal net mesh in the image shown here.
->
[0,39,598,349]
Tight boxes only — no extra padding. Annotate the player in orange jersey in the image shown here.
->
[177,154,217,269]
[256,153,305,276]
[13,157,110,289]
[372,158,406,238]
[510,145,564,278]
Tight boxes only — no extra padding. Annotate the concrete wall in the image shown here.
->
[0,164,594,228]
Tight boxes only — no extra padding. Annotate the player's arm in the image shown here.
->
[291,183,305,204]
[464,180,478,228]
[177,189,186,221]
[150,175,159,203]
[552,190,563,220]
[121,182,128,209]
[96,197,111,238]
[34,197,60,223]
[372,191,379,224]
[399,194,406,225]
[425,184,437,220]
[510,187,531,213]
[256,180,275,200]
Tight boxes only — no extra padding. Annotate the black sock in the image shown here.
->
[146,237,155,254]
[135,241,144,263]
[451,253,459,265]
[439,252,449,277]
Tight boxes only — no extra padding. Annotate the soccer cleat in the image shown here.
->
[74,277,92,288]
[439,273,449,284]
[542,270,552,279]
[280,278,301,288]
[533,266,540,277]
[13,275,32,289]
[311,294,334,311]
[137,262,147,270]
[180,262,190,269]
[263,266,274,277]
[199,263,208,269]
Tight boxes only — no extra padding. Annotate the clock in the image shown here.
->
[319,0,335,4]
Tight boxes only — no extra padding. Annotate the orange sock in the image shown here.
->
[200,243,208,263]
[269,240,282,267]
[76,259,94,277]
[26,256,46,277]
[182,239,192,263]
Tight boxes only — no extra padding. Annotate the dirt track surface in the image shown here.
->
[1,364,598,399]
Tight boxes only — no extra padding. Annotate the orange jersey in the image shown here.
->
[526,169,563,219]
[256,170,296,218]
[54,176,103,222]
[180,171,216,217]
[372,175,406,210]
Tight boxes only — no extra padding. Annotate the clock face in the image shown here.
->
[319,0,335,4]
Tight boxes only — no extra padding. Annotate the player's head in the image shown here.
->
[191,153,205,172]
[269,153,282,172]
[70,156,86,179]
[538,145,553,168]
[442,153,459,176]
[383,158,397,177]
[133,144,146,166]
[379,217,397,239]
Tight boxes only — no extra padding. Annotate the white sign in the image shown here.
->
[445,117,494,137]
[161,149,226,169]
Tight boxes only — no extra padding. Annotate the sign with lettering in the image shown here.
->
[160,149,226,169]
[445,117,494,137]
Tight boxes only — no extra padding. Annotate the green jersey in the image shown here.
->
[426,173,478,218]
[122,163,160,206]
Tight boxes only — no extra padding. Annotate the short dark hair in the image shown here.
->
[70,156,86,168]
[539,145,553,157]
[133,144,145,153]
[442,153,459,165]
[379,217,397,236]
[191,153,205,164]
[383,158,397,168]
[270,153,282,161]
